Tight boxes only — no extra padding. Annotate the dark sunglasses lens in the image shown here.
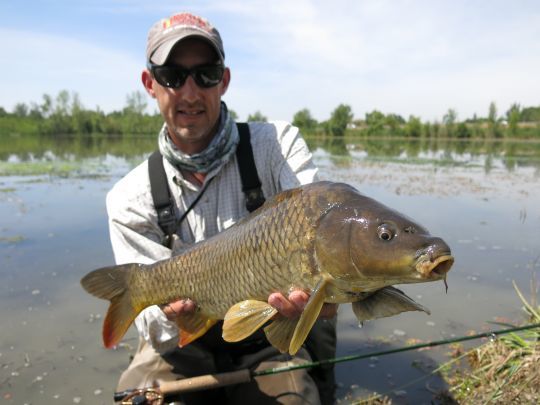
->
[152,65,224,88]
[193,65,224,88]
[154,67,187,88]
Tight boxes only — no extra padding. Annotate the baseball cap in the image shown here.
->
[146,12,225,65]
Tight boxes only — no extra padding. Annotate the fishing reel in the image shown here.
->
[115,387,164,405]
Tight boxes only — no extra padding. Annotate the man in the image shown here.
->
[107,12,336,404]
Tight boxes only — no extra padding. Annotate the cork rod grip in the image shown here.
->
[159,369,252,394]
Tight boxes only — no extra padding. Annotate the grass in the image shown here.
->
[443,280,540,404]
[347,279,540,404]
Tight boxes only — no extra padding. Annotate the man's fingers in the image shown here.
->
[268,292,304,319]
[269,291,338,320]
[287,290,309,309]
[161,299,196,320]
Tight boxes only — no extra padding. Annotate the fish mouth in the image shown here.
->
[415,254,454,278]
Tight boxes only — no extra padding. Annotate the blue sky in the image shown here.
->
[1,1,539,122]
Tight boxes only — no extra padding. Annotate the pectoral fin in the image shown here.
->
[289,279,328,355]
[352,286,430,322]
[222,300,277,342]
[174,311,218,347]
[264,316,298,353]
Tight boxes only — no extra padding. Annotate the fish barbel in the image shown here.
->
[81,181,454,354]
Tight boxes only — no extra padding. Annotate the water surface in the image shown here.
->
[1,136,539,404]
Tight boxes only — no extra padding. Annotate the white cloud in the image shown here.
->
[217,1,540,121]
[0,28,145,112]
[2,1,539,122]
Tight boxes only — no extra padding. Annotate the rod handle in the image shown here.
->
[159,369,252,395]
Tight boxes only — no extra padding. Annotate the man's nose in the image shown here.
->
[178,75,200,103]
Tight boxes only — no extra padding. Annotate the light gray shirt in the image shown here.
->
[106,120,318,352]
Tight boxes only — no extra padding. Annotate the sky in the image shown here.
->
[1,0,539,123]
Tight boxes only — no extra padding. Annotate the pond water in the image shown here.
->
[1,135,539,404]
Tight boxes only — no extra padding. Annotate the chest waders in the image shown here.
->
[148,123,336,404]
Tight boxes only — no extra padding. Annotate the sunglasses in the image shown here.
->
[147,62,225,89]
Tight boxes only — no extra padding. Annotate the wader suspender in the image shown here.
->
[148,122,265,246]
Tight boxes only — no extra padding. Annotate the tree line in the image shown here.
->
[1,90,539,139]
[293,102,540,139]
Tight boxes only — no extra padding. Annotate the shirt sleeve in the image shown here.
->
[272,121,319,189]
[106,162,180,353]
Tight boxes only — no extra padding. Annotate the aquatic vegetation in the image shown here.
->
[444,280,540,403]
[0,161,79,176]
[0,235,25,243]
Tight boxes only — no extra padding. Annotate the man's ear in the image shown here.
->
[141,69,157,98]
[220,67,231,96]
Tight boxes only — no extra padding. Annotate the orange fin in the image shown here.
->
[81,263,142,348]
[174,311,218,347]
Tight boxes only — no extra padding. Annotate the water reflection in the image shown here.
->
[308,136,540,174]
[1,135,540,176]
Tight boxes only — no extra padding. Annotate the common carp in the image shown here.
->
[81,181,453,355]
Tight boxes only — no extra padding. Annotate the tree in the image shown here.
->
[55,90,71,116]
[443,108,457,137]
[13,102,29,117]
[487,101,502,138]
[328,104,353,137]
[365,110,386,136]
[40,94,53,118]
[247,111,267,122]
[488,102,498,123]
[456,122,471,139]
[28,102,43,119]
[521,106,540,122]
[506,103,521,136]
[404,115,422,137]
[292,108,317,132]
[124,91,148,115]
[385,113,405,131]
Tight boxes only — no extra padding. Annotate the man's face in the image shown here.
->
[143,38,230,154]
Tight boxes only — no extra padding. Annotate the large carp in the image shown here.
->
[81,181,453,355]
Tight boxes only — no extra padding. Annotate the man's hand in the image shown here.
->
[268,290,338,319]
[160,299,196,320]
[161,290,338,322]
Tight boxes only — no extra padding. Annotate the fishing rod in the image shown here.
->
[115,322,540,404]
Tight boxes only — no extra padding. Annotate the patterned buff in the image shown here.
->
[158,102,238,173]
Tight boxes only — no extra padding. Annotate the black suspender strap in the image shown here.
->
[148,150,177,247]
[148,122,266,247]
[235,123,266,213]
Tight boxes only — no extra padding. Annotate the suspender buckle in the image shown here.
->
[157,204,177,248]
[244,187,266,213]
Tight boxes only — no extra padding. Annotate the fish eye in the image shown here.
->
[377,224,395,241]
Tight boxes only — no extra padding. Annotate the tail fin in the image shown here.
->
[81,263,141,348]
